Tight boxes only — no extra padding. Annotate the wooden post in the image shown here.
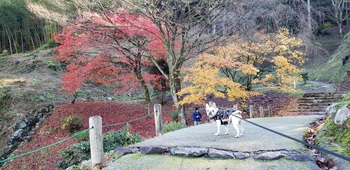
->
[268,106,272,117]
[233,104,238,110]
[249,105,253,119]
[89,116,103,170]
[293,81,296,88]
[154,104,163,136]
[259,106,264,118]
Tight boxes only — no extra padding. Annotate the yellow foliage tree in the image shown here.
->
[261,29,304,91]
[178,29,304,105]
[178,55,252,105]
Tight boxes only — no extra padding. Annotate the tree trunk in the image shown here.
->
[161,87,166,105]
[135,63,151,115]
[4,26,13,54]
[137,73,150,97]
[13,31,18,53]
[332,0,345,35]
[20,31,24,52]
[246,76,252,91]
[338,22,343,35]
[28,28,36,50]
[307,0,312,31]
[158,78,167,105]
[147,102,151,116]
[169,68,187,125]
[139,77,152,115]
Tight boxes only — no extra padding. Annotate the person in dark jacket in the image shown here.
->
[192,107,202,125]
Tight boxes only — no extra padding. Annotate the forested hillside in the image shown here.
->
[0,0,60,54]
[311,26,350,82]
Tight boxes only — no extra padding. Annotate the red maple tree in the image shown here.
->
[54,10,167,109]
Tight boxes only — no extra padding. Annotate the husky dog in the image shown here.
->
[206,102,244,137]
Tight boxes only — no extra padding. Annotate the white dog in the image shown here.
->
[206,102,244,138]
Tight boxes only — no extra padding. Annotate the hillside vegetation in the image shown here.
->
[309,26,350,83]
[0,48,179,169]
[0,49,133,159]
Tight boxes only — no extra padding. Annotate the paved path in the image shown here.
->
[104,115,323,170]
[133,115,320,151]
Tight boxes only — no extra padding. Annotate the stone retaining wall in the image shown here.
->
[0,104,55,162]
[112,146,312,162]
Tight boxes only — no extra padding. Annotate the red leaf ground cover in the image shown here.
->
[2,101,178,170]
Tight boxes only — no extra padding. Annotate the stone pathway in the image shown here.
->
[298,81,335,93]
[104,115,323,170]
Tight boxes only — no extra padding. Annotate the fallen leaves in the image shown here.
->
[306,117,337,170]
[2,101,176,169]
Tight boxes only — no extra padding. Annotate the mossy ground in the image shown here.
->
[316,118,350,157]
[310,30,350,83]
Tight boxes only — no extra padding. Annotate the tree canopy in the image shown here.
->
[53,10,167,108]
[178,29,304,105]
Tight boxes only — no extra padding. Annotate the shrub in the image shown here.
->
[61,114,83,134]
[58,124,142,169]
[108,124,142,149]
[163,121,187,133]
[103,130,121,152]
[1,50,8,56]
[74,131,89,142]
[300,72,308,84]
[323,21,332,29]
[58,141,90,169]
[46,59,63,71]
[0,89,12,112]
[338,92,350,108]
[169,111,180,121]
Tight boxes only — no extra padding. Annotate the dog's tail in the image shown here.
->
[229,110,242,123]
[234,110,242,116]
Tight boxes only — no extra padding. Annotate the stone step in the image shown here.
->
[298,103,334,106]
[297,99,340,104]
[291,92,344,115]
[294,108,326,111]
[301,96,339,99]
[302,93,343,98]
[293,109,326,113]
[297,104,329,108]
[297,103,336,107]
[300,112,326,115]
[288,110,325,115]
[298,95,339,99]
